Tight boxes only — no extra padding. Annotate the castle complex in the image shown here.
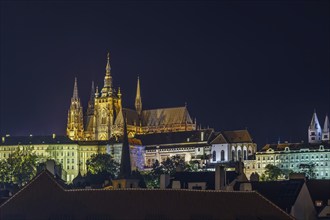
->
[67,53,196,141]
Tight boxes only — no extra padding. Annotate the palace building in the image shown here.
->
[67,52,196,141]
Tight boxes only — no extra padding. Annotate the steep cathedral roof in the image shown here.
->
[114,106,194,127]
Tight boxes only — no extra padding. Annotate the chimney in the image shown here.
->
[160,174,170,189]
[215,165,225,190]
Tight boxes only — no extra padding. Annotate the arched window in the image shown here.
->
[212,151,216,162]
[232,150,236,161]
[243,150,247,160]
[221,150,225,161]
[237,150,241,160]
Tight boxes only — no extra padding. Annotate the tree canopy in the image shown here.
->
[0,149,39,187]
[86,153,120,179]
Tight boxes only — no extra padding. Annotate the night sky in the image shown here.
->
[0,1,329,147]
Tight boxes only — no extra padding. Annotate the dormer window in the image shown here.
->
[285,147,289,152]
[320,145,324,150]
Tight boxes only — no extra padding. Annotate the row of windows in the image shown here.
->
[257,154,329,161]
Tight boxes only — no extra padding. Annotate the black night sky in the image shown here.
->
[0,1,329,147]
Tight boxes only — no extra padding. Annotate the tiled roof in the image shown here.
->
[0,135,75,146]
[135,129,213,146]
[261,142,330,152]
[0,171,293,220]
[142,106,193,126]
[222,130,253,143]
[115,106,195,128]
[210,133,228,144]
[245,180,305,213]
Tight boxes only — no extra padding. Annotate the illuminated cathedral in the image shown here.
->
[67,53,196,141]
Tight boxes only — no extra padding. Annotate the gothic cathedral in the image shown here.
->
[67,52,196,141]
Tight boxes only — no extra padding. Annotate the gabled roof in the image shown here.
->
[306,179,330,213]
[246,180,305,213]
[0,135,75,146]
[222,130,253,143]
[0,170,294,220]
[135,129,213,146]
[210,133,228,144]
[142,106,193,126]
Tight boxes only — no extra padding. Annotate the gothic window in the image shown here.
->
[221,150,225,161]
[237,150,241,160]
[232,150,236,161]
[212,151,216,162]
[243,150,247,160]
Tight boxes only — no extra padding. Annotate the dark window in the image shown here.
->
[221,150,225,161]
[311,132,315,135]
[212,151,216,162]
[118,183,121,188]
[232,150,236,161]
[237,150,241,160]
[243,150,247,160]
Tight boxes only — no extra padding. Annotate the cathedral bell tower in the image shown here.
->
[94,52,122,140]
[67,77,84,140]
[308,110,322,144]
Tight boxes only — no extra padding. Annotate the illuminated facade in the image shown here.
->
[244,113,330,180]
[0,135,144,182]
[67,52,196,141]
[244,142,330,180]
[209,130,257,163]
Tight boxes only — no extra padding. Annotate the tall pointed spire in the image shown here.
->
[89,81,95,102]
[101,52,112,96]
[72,77,79,100]
[135,76,142,115]
[119,114,132,179]
[106,52,111,75]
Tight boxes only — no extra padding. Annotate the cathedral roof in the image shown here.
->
[141,106,193,126]
[0,135,75,146]
[222,130,253,143]
[114,106,194,128]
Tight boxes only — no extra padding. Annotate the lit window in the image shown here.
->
[315,200,323,207]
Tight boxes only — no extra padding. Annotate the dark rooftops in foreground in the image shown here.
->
[0,171,293,220]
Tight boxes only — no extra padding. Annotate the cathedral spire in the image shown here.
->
[135,76,142,115]
[106,52,111,75]
[119,114,132,179]
[101,52,112,96]
[89,81,95,102]
[72,77,79,100]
